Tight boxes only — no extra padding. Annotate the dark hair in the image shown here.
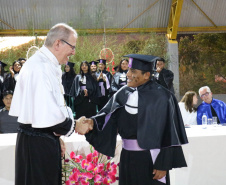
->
[117,59,129,72]
[12,61,21,73]
[180,91,197,113]
[156,57,165,63]
[80,61,91,76]
[3,90,13,98]
[64,64,76,78]
[18,58,26,62]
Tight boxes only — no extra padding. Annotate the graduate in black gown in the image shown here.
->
[0,61,8,109]
[89,61,98,75]
[84,54,188,185]
[3,60,21,92]
[62,61,76,113]
[96,59,112,111]
[154,58,175,93]
[111,59,129,95]
[70,61,101,119]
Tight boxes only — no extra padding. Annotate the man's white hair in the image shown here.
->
[198,86,211,96]
[44,23,78,47]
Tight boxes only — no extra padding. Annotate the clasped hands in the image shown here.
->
[75,116,94,135]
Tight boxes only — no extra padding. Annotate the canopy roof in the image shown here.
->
[0,0,226,39]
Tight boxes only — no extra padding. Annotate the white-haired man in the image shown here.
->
[197,86,226,125]
[10,23,91,185]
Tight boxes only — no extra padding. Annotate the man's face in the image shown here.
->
[3,94,13,110]
[58,34,77,65]
[98,63,105,71]
[200,88,212,104]
[156,61,165,71]
[126,68,149,88]
[90,64,97,72]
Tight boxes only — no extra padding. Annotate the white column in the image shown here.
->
[167,39,180,100]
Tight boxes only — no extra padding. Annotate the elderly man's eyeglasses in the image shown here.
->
[61,40,76,50]
[200,92,209,98]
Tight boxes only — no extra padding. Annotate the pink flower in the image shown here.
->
[74,155,83,163]
[87,162,95,171]
[94,163,104,173]
[86,153,93,162]
[69,170,79,182]
[92,151,99,164]
[81,159,89,169]
[94,174,103,185]
[70,151,76,160]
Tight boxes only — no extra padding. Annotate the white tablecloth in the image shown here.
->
[1,125,226,185]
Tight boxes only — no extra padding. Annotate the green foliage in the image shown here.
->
[179,33,226,95]
[0,33,168,74]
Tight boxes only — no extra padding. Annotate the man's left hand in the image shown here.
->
[153,169,166,180]
[59,138,66,157]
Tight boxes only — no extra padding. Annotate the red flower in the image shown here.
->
[87,162,95,171]
[86,153,93,162]
[75,155,83,163]
[70,151,76,160]
[94,174,103,185]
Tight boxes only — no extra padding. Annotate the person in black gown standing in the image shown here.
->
[62,61,76,113]
[95,59,112,111]
[111,59,129,95]
[84,54,188,185]
[70,61,100,119]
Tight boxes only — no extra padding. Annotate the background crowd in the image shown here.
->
[0,55,225,134]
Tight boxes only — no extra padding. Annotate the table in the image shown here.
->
[1,125,226,185]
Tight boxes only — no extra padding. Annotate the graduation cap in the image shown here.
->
[123,54,158,72]
[89,61,98,66]
[0,61,7,68]
[97,59,107,65]
[66,61,75,68]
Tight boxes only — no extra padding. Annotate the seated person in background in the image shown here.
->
[179,91,198,126]
[154,57,175,93]
[197,86,226,125]
[0,90,19,133]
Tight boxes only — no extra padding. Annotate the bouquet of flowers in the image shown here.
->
[63,146,119,185]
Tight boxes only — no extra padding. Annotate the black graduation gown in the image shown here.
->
[62,72,76,112]
[3,73,17,91]
[15,118,73,185]
[111,70,128,95]
[96,70,113,111]
[70,74,101,119]
[86,80,188,185]
[156,68,175,93]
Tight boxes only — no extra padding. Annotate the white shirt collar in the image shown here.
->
[40,45,60,67]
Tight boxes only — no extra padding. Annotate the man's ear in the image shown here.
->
[53,39,61,51]
[144,72,151,80]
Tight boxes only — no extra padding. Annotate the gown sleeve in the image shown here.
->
[85,110,118,157]
[49,117,74,136]
[153,146,187,171]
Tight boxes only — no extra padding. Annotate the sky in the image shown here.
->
[0,36,46,51]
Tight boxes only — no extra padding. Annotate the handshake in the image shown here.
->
[74,116,94,135]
